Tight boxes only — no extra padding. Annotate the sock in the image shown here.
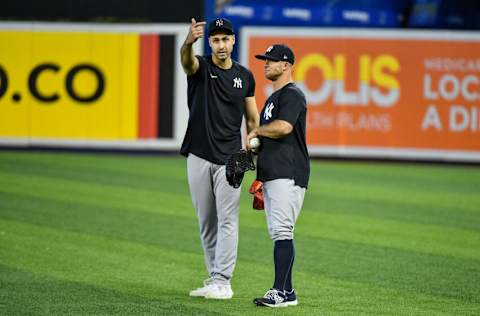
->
[273,239,295,292]
[285,248,295,292]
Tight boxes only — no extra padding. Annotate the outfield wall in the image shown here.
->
[0,22,193,150]
[1,23,480,162]
[241,28,480,162]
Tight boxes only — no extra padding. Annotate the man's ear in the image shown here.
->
[232,34,236,45]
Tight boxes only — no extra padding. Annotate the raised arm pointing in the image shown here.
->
[180,18,207,76]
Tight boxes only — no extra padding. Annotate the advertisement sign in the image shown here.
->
[241,28,480,161]
[0,23,191,149]
[0,31,138,139]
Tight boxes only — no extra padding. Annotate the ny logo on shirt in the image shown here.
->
[264,102,274,120]
[233,77,242,89]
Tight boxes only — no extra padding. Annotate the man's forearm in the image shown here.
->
[256,120,293,139]
[180,42,196,74]
[246,117,259,134]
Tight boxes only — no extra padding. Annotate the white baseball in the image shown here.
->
[249,137,260,149]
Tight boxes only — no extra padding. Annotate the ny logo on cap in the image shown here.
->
[266,46,274,53]
[216,19,224,26]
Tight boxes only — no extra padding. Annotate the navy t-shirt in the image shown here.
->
[257,82,310,188]
[180,55,255,165]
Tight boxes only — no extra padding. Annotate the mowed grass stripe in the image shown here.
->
[3,152,479,225]
[0,193,202,255]
[296,210,480,261]
[293,234,480,303]
[1,265,225,316]
[3,153,479,229]
[1,219,479,315]
[4,262,477,316]
[305,193,480,232]
[0,154,188,196]
[5,153,480,208]
[0,171,194,217]
[0,151,186,177]
[2,171,479,261]
[311,161,480,193]
[0,219,227,316]
[0,219,203,290]
[309,177,480,214]
[1,190,479,302]
[1,151,480,315]
[3,166,479,240]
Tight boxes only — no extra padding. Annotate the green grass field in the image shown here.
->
[1,150,479,315]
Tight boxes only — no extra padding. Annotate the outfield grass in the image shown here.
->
[0,150,479,315]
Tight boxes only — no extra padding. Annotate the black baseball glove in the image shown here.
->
[225,149,256,188]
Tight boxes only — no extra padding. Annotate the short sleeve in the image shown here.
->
[276,88,306,126]
[246,70,255,97]
[188,55,206,80]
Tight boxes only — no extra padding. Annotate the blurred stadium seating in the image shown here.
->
[206,0,480,30]
[2,0,478,30]
[408,0,480,29]
[204,0,480,59]
[207,0,411,28]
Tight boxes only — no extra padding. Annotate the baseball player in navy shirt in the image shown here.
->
[180,18,259,299]
[247,44,310,307]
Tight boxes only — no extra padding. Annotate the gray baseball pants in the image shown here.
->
[187,153,240,285]
[263,179,306,241]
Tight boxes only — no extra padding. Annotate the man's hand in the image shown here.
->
[181,18,206,75]
[185,18,207,45]
[247,120,293,146]
[246,128,259,151]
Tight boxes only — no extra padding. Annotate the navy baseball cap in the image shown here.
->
[208,18,234,36]
[255,44,295,65]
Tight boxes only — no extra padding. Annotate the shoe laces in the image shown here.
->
[203,277,214,287]
[214,283,231,292]
[264,289,284,304]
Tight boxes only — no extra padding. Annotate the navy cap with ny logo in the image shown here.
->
[255,44,295,65]
[208,18,235,36]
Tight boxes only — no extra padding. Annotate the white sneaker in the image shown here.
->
[205,283,233,299]
[189,277,214,297]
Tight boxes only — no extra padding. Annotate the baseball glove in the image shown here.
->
[249,180,264,210]
[225,149,255,188]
